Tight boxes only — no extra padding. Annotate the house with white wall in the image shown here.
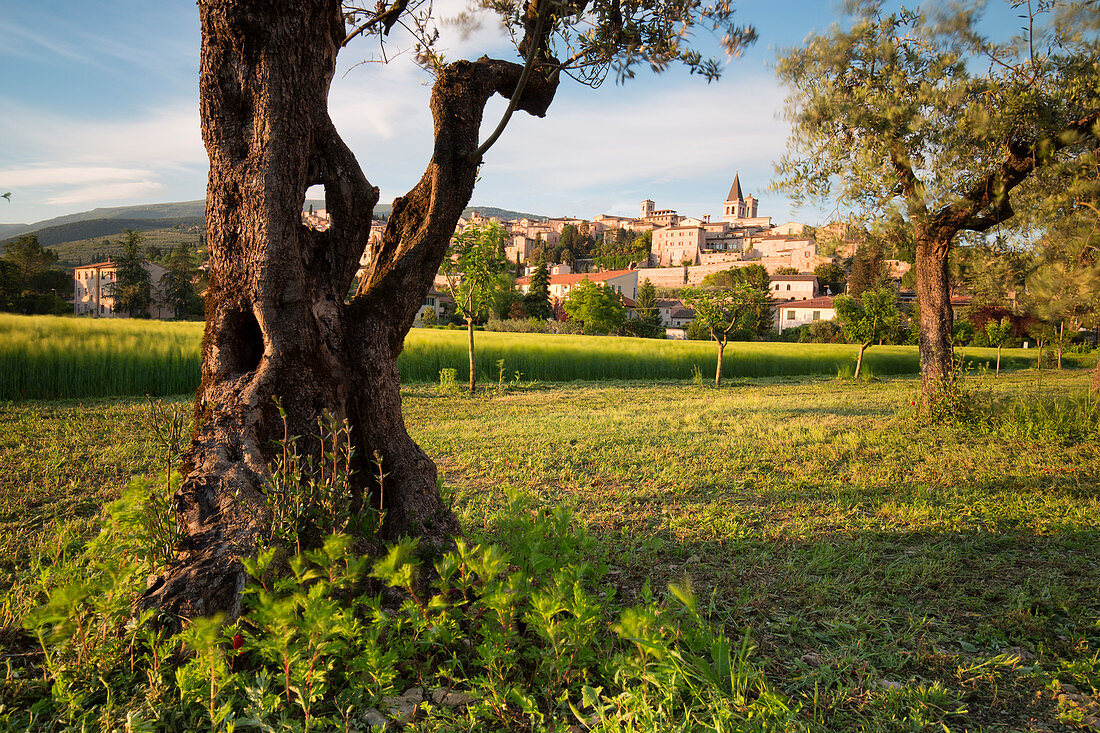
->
[73,261,171,318]
[654,298,695,328]
[769,274,819,302]
[415,289,452,324]
[776,296,836,333]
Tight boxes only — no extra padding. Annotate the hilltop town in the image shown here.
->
[58,174,923,337]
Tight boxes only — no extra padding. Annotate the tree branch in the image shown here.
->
[465,0,551,163]
[888,142,928,219]
[349,54,560,350]
[951,110,1100,233]
[342,0,413,47]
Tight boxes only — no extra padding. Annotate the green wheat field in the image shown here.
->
[0,314,1075,400]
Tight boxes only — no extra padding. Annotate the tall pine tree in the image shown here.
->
[524,255,552,319]
[110,229,152,317]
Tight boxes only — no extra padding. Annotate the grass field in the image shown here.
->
[1,371,1097,730]
[2,313,1086,400]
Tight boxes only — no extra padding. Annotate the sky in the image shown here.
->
[1,1,854,227]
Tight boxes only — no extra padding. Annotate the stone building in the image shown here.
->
[73,260,171,318]
[648,174,796,267]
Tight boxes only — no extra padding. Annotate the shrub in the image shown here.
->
[14,414,791,732]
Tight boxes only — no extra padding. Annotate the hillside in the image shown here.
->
[4,217,203,249]
[1,200,547,265]
[41,227,206,268]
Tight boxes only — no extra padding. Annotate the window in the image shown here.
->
[812,311,821,321]
[787,310,796,320]
[786,284,791,291]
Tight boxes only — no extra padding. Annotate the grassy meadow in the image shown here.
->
[1,369,1098,730]
[0,313,1082,400]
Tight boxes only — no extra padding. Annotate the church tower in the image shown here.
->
[723,173,757,223]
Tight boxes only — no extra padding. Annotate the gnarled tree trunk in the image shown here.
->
[914,227,954,396]
[142,0,557,626]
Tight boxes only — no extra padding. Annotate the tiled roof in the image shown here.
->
[516,269,636,286]
[769,273,818,281]
[782,296,836,309]
[727,173,743,201]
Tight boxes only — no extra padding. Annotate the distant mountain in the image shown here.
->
[0,223,30,239]
[0,201,207,239]
[0,199,547,250]
[3,217,203,250]
[463,205,546,222]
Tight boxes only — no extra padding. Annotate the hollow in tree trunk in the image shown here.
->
[141,0,558,626]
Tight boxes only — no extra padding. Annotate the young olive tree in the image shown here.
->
[1026,234,1100,370]
[143,0,755,622]
[775,0,1100,398]
[442,221,510,393]
[834,287,900,379]
[682,284,767,386]
[984,317,1013,374]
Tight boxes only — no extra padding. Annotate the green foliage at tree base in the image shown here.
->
[13,467,789,732]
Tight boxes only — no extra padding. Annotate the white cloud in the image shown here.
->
[0,166,157,187]
[468,73,792,216]
[0,98,204,220]
[46,180,164,206]
[3,103,205,170]
[0,19,92,64]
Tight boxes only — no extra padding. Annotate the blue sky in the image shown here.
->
[1,0,851,226]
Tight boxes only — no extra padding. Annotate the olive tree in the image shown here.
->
[984,317,1013,374]
[775,0,1100,398]
[833,286,900,379]
[682,284,767,386]
[142,0,755,623]
[442,221,510,393]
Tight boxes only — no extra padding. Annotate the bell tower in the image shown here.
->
[723,173,756,223]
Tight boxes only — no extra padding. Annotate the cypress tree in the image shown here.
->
[525,255,552,319]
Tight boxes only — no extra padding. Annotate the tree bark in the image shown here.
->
[142,0,558,627]
[714,340,725,387]
[996,344,1001,375]
[854,343,867,379]
[914,227,954,397]
[467,318,477,393]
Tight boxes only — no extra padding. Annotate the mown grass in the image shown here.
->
[3,313,1087,400]
[1,371,1097,730]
